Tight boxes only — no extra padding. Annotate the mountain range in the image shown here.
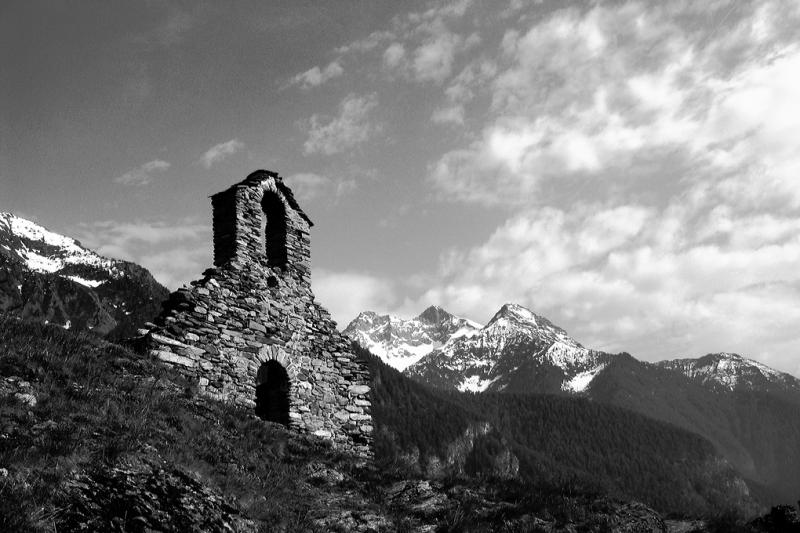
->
[343,305,482,371]
[408,303,615,394]
[0,212,169,339]
[657,352,800,395]
[345,303,800,506]
[345,303,799,396]
[360,341,758,517]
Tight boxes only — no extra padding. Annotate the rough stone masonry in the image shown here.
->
[137,170,373,456]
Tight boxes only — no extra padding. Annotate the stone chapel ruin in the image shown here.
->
[138,170,373,456]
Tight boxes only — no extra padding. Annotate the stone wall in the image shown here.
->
[137,170,373,456]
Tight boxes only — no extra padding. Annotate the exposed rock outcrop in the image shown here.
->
[60,465,257,532]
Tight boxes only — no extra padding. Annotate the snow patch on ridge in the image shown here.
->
[1,212,118,278]
[379,343,432,371]
[545,341,592,371]
[715,353,784,381]
[451,325,481,340]
[458,375,499,392]
[66,275,104,288]
[7,214,80,250]
[563,364,606,393]
[351,333,433,371]
[20,249,62,273]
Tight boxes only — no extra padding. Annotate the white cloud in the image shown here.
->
[285,172,356,203]
[75,219,210,289]
[429,2,800,207]
[413,30,462,84]
[77,219,208,248]
[335,0,477,86]
[138,246,209,289]
[198,139,245,168]
[313,270,398,328]
[698,46,800,210]
[335,30,394,55]
[304,94,379,155]
[287,61,344,89]
[383,43,407,70]
[113,159,171,186]
[441,58,497,109]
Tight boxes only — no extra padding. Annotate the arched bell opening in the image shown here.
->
[255,360,290,426]
[261,191,288,268]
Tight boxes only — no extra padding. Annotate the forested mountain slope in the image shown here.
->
[358,343,758,517]
[590,353,800,505]
[0,212,168,338]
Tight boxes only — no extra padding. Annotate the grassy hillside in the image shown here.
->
[0,317,346,530]
[1,317,684,532]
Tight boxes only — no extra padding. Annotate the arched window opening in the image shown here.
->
[255,360,290,425]
[261,192,287,268]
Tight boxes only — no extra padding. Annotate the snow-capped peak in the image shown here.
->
[2,213,80,251]
[488,303,539,325]
[0,211,169,337]
[417,305,453,324]
[346,310,381,327]
[483,303,580,350]
[0,212,121,286]
[658,352,800,392]
[343,306,480,371]
[347,302,614,396]
[402,302,611,395]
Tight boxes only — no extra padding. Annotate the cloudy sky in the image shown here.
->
[3,0,800,376]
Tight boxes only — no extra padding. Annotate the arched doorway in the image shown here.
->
[255,360,290,425]
[261,192,287,268]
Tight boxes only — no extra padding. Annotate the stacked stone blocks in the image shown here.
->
[139,170,372,456]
